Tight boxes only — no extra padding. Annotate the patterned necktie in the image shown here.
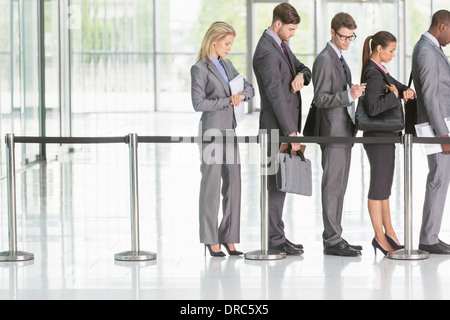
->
[281,42,293,72]
[340,55,347,75]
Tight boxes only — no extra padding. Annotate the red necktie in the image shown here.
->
[281,42,294,72]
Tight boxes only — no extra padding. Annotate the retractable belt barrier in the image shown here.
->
[1,132,449,263]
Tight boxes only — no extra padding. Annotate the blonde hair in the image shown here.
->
[197,21,236,62]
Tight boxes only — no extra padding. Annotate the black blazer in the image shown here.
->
[253,31,311,136]
[362,60,409,136]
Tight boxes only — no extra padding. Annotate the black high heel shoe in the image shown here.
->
[372,238,390,256]
[221,243,243,256]
[204,244,226,257]
[385,234,404,250]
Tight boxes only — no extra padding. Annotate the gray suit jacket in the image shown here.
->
[253,31,311,136]
[190,57,254,133]
[412,34,450,137]
[312,43,355,147]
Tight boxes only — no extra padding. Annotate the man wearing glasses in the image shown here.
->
[312,12,365,256]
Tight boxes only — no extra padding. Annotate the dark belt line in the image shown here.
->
[8,135,450,145]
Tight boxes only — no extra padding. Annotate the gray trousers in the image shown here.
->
[420,152,450,245]
[199,133,241,245]
[321,145,352,246]
[267,172,287,247]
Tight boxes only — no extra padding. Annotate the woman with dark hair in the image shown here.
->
[360,31,415,255]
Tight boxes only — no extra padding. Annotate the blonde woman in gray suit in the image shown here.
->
[190,21,254,257]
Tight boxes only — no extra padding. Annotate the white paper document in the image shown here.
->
[229,73,246,123]
[415,118,450,155]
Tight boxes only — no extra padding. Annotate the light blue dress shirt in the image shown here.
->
[210,55,229,86]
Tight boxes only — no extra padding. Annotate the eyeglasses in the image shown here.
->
[333,29,357,41]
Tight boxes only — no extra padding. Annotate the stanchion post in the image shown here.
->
[114,133,156,261]
[388,134,429,260]
[0,134,34,262]
[245,131,285,260]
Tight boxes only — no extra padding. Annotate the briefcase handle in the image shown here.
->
[285,145,306,162]
[292,150,306,162]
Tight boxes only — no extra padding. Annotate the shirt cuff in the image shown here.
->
[347,89,354,104]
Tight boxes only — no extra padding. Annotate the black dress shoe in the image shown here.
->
[343,239,363,251]
[286,238,303,250]
[419,240,450,254]
[324,240,361,257]
[270,242,303,256]
[438,239,450,249]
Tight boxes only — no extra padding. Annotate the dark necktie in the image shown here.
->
[340,55,347,75]
[281,42,293,72]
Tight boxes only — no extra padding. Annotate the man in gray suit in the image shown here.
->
[253,2,311,255]
[412,10,450,254]
[312,12,365,256]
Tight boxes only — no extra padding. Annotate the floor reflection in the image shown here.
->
[0,113,450,300]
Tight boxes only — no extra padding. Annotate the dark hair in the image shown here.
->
[431,9,450,28]
[272,2,300,25]
[331,12,357,31]
[360,31,397,83]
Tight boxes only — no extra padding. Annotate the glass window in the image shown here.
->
[155,0,247,112]
[45,0,61,137]
[290,0,316,115]
[433,0,450,56]
[70,0,155,136]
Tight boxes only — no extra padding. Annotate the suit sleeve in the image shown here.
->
[393,78,409,97]
[190,64,231,112]
[416,48,449,136]
[294,58,312,86]
[312,54,351,109]
[364,68,400,117]
[254,49,298,135]
[226,60,255,102]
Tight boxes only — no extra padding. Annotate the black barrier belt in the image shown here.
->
[13,136,127,144]
[279,136,402,144]
[9,135,450,145]
[413,137,450,144]
[138,136,258,143]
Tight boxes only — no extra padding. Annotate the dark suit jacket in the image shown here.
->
[253,31,311,136]
[361,59,409,137]
[362,59,408,117]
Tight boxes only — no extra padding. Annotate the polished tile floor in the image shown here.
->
[1,112,450,300]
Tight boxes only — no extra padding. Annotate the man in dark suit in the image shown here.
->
[312,12,365,256]
[253,2,311,255]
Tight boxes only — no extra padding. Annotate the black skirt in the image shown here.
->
[363,131,398,200]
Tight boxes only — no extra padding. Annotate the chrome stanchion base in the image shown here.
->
[244,249,286,260]
[0,251,34,262]
[387,249,429,260]
[114,250,157,262]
